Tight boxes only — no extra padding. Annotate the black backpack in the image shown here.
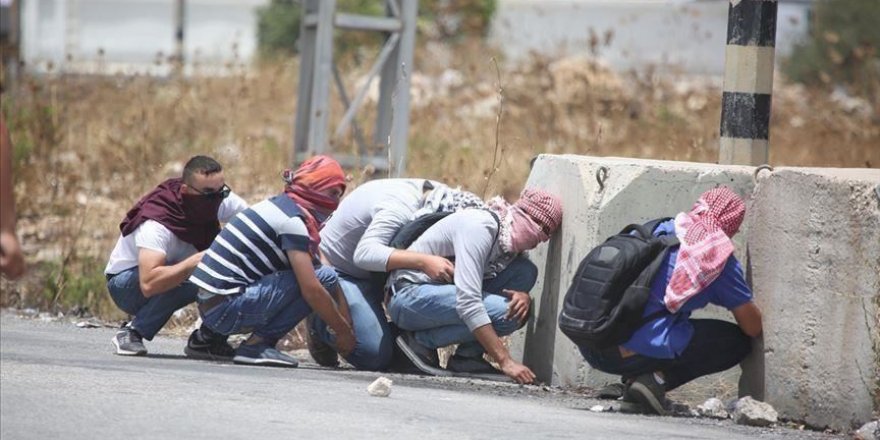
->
[374,209,500,285]
[388,212,453,250]
[558,218,678,351]
[388,210,500,250]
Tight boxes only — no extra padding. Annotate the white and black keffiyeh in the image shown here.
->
[412,182,486,218]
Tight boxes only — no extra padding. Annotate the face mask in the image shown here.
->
[182,193,223,224]
[508,209,549,253]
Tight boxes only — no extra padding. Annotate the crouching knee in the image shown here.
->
[314,265,340,292]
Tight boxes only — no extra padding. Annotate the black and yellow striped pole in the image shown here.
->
[719,0,778,165]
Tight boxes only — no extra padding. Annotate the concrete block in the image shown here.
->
[749,167,880,431]
[512,154,756,391]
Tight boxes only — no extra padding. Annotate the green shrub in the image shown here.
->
[256,0,303,57]
[256,0,497,58]
[783,0,880,100]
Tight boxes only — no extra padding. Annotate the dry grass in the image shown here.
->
[1,40,877,322]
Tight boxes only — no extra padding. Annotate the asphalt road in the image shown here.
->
[0,312,840,440]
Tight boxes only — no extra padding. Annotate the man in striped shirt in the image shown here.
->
[190,156,354,367]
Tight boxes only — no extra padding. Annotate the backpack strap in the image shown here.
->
[485,209,501,245]
[633,231,680,327]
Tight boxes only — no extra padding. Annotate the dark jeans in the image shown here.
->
[310,274,394,371]
[578,319,752,390]
[106,267,198,340]
[199,267,339,345]
[387,256,539,358]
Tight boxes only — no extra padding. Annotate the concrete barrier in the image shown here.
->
[511,154,755,390]
[514,154,880,431]
[750,167,880,431]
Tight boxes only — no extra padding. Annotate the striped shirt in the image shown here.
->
[190,194,311,295]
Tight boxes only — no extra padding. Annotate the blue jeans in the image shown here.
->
[387,256,538,357]
[309,275,394,371]
[106,267,198,340]
[578,319,752,390]
[199,267,339,345]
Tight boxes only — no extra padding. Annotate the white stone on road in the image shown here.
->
[368,377,393,397]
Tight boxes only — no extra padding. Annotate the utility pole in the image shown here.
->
[293,0,417,176]
[719,0,778,166]
[173,0,185,74]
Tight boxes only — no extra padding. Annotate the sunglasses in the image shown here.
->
[191,183,231,199]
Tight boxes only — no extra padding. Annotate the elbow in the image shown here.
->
[139,281,158,297]
[353,244,389,271]
[743,325,763,338]
[352,243,378,269]
[742,315,763,338]
[352,246,370,268]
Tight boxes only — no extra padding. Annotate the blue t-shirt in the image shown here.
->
[620,220,753,359]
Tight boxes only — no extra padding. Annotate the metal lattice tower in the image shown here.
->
[293,0,417,176]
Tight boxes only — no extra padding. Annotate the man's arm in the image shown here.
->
[355,205,455,280]
[288,249,355,356]
[137,249,203,297]
[0,113,25,279]
[386,250,454,282]
[732,301,763,337]
[473,325,536,384]
[450,211,536,384]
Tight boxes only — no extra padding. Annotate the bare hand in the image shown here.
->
[503,289,531,323]
[420,255,455,283]
[500,358,536,384]
[0,231,25,280]
[333,324,356,357]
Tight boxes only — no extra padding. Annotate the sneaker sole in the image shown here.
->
[232,355,298,368]
[394,336,450,377]
[393,337,512,382]
[111,336,146,356]
[597,383,627,400]
[184,345,234,361]
[627,382,669,416]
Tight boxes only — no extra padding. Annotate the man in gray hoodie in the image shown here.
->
[387,188,563,383]
[310,178,485,370]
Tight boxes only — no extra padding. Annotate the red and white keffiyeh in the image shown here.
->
[664,187,746,313]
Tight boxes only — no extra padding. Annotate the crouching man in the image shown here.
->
[577,187,762,415]
[105,156,247,357]
[189,156,355,367]
[310,178,486,370]
[388,188,562,384]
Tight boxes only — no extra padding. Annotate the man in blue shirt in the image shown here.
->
[578,187,763,415]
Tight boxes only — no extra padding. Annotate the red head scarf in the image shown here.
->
[664,186,746,313]
[282,155,346,255]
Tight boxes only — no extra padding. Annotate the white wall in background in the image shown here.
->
[21,0,268,73]
[491,0,812,75]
